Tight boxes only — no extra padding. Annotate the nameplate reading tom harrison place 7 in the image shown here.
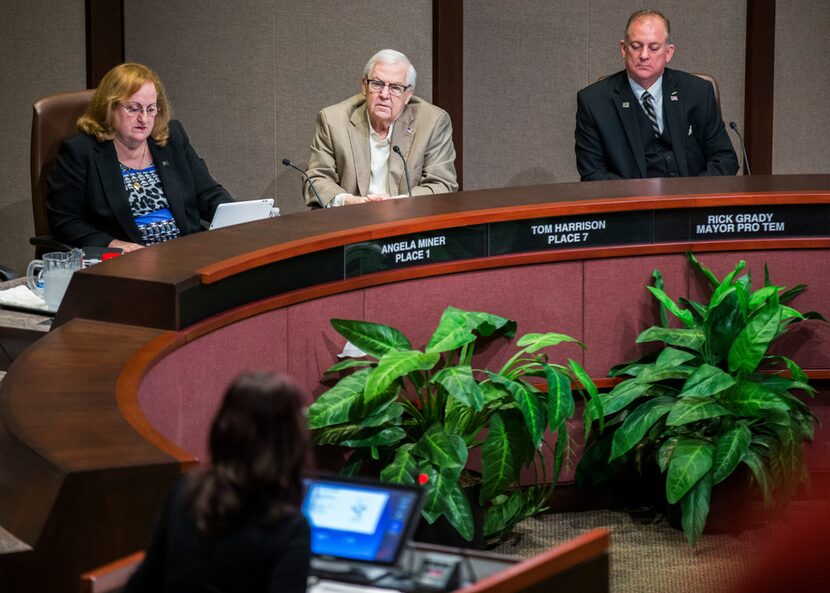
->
[344,225,488,278]
[489,211,651,255]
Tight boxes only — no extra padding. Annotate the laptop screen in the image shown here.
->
[301,476,424,566]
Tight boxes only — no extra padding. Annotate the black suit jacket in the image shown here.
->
[575,68,738,181]
[125,478,310,593]
[47,120,233,247]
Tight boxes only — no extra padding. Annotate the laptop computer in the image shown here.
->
[208,198,274,230]
[302,474,425,582]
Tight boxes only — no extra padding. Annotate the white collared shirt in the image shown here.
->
[328,116,394,207]
[629,75,665,134]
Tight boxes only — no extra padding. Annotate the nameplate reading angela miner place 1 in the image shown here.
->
[345,225,488,278]
[490,211,651,255]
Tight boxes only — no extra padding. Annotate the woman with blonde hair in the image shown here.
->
[47,63,233,252]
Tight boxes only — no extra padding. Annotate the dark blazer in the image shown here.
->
[575,68,738,181]
[125,478,311,593]
[47,120,233,247]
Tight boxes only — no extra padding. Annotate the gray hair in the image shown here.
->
[363,49,417,88]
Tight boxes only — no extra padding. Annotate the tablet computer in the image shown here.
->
[208,199,274,230]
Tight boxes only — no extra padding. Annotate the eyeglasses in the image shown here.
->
[364,79,411,97]
[120,103,159,117]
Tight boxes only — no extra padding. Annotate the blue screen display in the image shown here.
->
[301,480,419,564]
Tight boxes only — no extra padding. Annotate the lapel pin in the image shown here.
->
[161,160,169,167]
[405,126,413,136]
[622,101,630,108]
[670,95,678,101]
[688,125,693,136]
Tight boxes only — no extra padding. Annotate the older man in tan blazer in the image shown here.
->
[304,49,457,207]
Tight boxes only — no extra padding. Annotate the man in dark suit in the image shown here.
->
[575,10,738,181]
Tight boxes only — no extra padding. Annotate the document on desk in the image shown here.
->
[309,579,403,593]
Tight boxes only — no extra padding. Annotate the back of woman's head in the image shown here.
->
[190,372,312,535]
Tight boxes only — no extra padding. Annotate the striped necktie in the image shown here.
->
[641,91,660,138]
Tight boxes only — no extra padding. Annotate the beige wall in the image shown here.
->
[463,1,747,189]
[2,1,829,276]
[0,0,85,274]
[773,1,830,174]
[126,0,432,215]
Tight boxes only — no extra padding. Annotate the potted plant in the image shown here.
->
[578,252,824,545]
[308,306,601,545]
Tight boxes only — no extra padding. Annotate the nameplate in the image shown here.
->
[490,211,652,255]
[654,204,830,242]
[345,225,488,277]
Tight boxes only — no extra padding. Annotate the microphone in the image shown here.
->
[392,145,413,197]
[282,158,324,207]
[728,122,751,175]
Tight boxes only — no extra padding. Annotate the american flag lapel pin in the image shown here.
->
[622,101,630,108]
[670,91,678,102]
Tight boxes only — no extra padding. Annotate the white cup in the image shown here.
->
[26,249,84,311]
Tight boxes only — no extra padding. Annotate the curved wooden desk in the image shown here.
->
[2,175,830,592]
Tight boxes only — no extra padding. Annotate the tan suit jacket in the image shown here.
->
[304,94,457,207]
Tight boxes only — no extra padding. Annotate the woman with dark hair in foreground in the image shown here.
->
[126,372,313,592]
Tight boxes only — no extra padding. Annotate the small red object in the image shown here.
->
[417,473,429,485]
[102,252,121,261]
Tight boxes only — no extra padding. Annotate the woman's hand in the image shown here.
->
[108,239,144,253]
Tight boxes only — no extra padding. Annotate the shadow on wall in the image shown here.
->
[276,168,307,214]
[0,199,35,276]
[507,167,559,187]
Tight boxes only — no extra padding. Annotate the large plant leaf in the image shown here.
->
[665,437,714,504]
[679,364,736,398]
[748,285,781,311]
[481,413,517,501]
[711,424,752,484]
[487,373,546,448]
[325,358,376,373]
[686,251,720,289]
[704,291,746,364]
[362,402,404,427]
[680,473,712,547]
[365,350,440,400]
[728,301,783,374]
[426,306,515,353]
[666,397,731,426]
[657,437,679,472]
[728,378,790,416]
[709,260,746,309]
[610,396,675,460]
[568,359,602,436]
[341,426,407,448]
[652,268,669,328]
[307,368,370,429]
[483,491,525,538]
[600,380,652,417]
[516,332,583,352]
[442,483,475,542]
[313,423,367,446]
[420,464,461,517]
[655,347,697,368]
[635,365,695,383]
[545,365,575,429]
[414,424,468,469]
[431,365,485,411]
[636,326,705,352]
[380,444,418,484]
[742,447,773,505]
[647,286,695,328]
[331,318,411,358]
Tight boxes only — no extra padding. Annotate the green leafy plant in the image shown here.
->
[579,252,825,545]
[308,306,601,544]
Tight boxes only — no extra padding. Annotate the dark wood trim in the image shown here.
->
[433,0,463,188]
[744,0,776,175]
[85,0,125,88]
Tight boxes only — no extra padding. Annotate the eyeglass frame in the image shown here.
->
[119,102,160,118]
[363,78,412,97]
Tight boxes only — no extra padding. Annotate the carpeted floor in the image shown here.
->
[493,504,821,593]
